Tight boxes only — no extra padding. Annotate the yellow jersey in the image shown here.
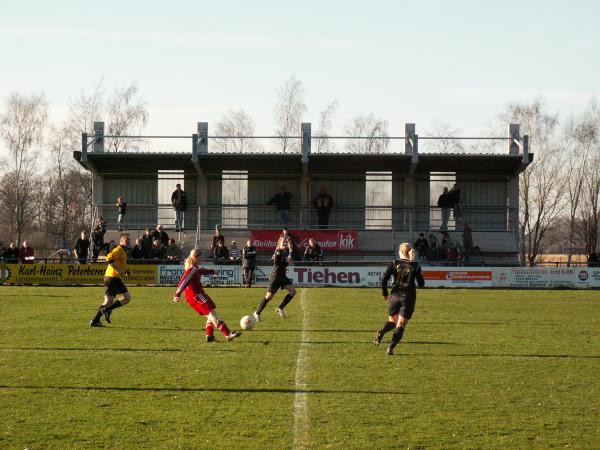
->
[105,245,127,278]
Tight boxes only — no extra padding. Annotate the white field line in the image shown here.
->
[292,288,309,450]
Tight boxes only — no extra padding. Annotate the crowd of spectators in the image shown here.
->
[0,241,34,263]
[413,223,478,262]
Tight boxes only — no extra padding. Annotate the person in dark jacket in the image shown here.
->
[151,224,170,247]
[90,224,105,262]
[171,184,188,232]
[449,184,463,224]
[304,237,324,261]
[313,187,334,229]
[116,196,127,231]
[73,231,90,264]
[4,242,19,263]
[214,241,229,261]
[151,240,165,261]
[140,228,154,260]
[131,238,145,261]
[437,187,453,231]
[413,233,429,260]
[242,239,257,287]
[267,186,293,226]
[374,243,425,356]
[20,241,35,264]
[210,225,225,258]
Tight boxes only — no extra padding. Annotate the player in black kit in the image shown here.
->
[253,237,297,321]
[374,243,425,355]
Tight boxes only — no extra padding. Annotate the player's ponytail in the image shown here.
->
[399,242,412,260]
[408,248,416,261]
[185,248,202,270]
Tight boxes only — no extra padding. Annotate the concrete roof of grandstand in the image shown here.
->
[73,150,531,176]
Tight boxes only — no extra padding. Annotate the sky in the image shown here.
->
[1,0,599,145]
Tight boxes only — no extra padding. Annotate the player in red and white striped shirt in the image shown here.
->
[173,249,240,342]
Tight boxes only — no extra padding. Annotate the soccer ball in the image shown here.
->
[240,315,256,331]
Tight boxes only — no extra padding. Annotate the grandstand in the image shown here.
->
[73,122,531,266]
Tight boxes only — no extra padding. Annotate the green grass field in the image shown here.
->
[0,286,599,449]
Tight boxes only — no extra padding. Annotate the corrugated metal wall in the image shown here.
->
[458,178,508,230]
[310,178,365,229]
[102,177,158,229]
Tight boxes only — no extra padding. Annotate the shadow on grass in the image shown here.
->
[0,384,409,396]
[0,347,183,353]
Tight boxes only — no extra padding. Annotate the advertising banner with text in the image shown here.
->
[0,263,157,285]
[251,230,358,251]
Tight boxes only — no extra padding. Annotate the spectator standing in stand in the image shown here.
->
[313,187,334,229]
[20,241,35,264]
[0,243,5,262]
[229,241,241,261]
[5,243,19,263]
[267,186,293,226]
[73,231,90,264]
[151,224,170,248]
[242,239,257,287]
[210,225,225,258]
[437,187,453,231]
[449,184,463,224]
[413,233,429,260]
[116,196,127,231]
[171,183,188,232]
[304,237,324,261]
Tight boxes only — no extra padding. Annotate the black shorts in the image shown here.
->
[104,276,128,297]
[387,293,416,319]
[268,273,293,294]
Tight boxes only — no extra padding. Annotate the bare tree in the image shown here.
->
[213,109,256,153]
[68,77,105,136]
[274,76,306,153]
[502,98,564,265]
[425,120,464,153]
[344,114,389,154]
[562,105,598,265]
[0,92,48,245]
[314,100,338,153]
[106,83,148,152]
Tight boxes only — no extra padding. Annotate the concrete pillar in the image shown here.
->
[93,121,104,153]
[508,123,520,155]
[197,122,208,154]
[300,123,312,227]
[405,123,415,155]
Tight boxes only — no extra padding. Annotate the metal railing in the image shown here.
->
[198,204,517,232]
[91,204,197,232]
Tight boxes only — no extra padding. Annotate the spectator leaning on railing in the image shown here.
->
[304,237,324,261]
[267,186,292,226]
[313,187,334,229]
[437,187,453,232]
[20,241,35,264]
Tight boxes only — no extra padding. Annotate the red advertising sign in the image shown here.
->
[251,230,358,251]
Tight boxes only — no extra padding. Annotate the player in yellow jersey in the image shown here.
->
[90,233,132,327]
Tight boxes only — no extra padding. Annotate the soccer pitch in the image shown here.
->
[1,287,599,449]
